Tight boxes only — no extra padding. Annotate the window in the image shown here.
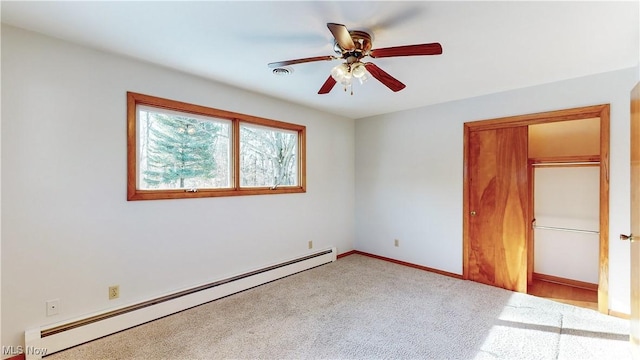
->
[127,92,306,200]
[240,123,298,188]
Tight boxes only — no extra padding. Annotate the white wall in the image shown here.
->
[0,25,355,350]
[355,66,639,314]
[528,118,600,158]
[0,23,3,356]
[534,167,600,283]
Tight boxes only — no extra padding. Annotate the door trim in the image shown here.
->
[629,81,640,354]
[463,104,610,314]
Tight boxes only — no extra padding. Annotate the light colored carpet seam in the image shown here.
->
[556,314,564,360]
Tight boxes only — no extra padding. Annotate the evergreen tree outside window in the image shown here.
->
[138,107,230,190]
[127,92,306,201]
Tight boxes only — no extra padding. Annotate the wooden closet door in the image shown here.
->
[468,127,528,293]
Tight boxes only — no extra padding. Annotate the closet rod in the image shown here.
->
[533,224,599,235]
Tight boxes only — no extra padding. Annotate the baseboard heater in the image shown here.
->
[25,248,336,359]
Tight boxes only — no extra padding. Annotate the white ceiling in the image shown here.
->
[2,1,638,119]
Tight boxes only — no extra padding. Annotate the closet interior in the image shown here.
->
[527,117,601,310]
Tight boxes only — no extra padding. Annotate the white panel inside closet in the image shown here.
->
[533,166,600,283]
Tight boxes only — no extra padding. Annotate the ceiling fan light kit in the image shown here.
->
[330,62,369,95]
[268,22,442,95]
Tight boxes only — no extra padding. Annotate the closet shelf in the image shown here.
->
[529,155,600,167]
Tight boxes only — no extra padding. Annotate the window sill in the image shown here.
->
[127,186,306,201]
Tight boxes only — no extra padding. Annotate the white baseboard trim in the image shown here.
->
[24,248,336,360]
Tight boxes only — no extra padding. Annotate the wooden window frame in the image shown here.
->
[127,92,306,201]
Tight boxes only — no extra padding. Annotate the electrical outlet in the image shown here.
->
[46,299,60,316]
[109,285,120,300]
[394,239,399,247]
[308,240,313,249]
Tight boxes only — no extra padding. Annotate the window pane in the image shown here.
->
[240,124,298,187]
[138,107,231,190]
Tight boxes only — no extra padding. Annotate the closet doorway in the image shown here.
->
[463,104,610,314]
[528,119,601,310]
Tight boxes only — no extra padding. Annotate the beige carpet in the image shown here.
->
[46,254,631,359]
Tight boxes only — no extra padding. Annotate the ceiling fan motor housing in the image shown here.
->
[334,30,373,61]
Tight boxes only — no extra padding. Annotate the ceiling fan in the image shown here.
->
[268,23,442,95]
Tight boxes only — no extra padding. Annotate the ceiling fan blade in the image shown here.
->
[318,76,337,94]
[327,23,355,51]
[364,63,406,92]
[268,55,335,68]
[369,43,443,58]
